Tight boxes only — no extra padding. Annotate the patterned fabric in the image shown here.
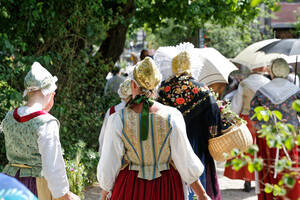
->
[1,110,58,177]
[250,88,300,200]
[158,73,212,116]
[120,107,172,180]
[0,173,38,200]
[250,90,300,129]
[158,73,222,200]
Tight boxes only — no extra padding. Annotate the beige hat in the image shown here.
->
[24,62,57,96]
[271,58,289,78]
[133,57,162,90]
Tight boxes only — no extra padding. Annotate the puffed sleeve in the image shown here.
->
[170,108,204,184]
[98,108,110,156]
[231,84,243,115]
[37,120,69,198]
[97,112,125,193]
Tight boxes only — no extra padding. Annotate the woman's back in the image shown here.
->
[120,106,172,180]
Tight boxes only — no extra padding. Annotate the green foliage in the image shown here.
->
[228,104,299,198]
[292,99,300,112]
[0,0,121,195]
[0,0,282,196]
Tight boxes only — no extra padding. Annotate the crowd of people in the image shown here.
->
[0,43,299,200]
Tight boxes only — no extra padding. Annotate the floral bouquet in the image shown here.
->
[209,89,245,136]
[217,99,245,132]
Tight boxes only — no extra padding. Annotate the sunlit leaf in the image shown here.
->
[264,183,273,193]
[250,0,262,7]
[292,100,300,112]
[283,175,296,189]
[272,110,282,120]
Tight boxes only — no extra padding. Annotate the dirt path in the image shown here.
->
[84,162,257,200]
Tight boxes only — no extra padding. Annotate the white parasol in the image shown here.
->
[231,39,297,70]
[195,48,238,85]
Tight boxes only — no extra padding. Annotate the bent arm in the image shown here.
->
[97,113,124,195]
[37,120,69,199]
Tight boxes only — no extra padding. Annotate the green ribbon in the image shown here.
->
[128,95,154,141]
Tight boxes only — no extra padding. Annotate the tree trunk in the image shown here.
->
[99,0,135,63]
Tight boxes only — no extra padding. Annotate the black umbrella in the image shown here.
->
[257,39,300,55]
[257,39,300,84]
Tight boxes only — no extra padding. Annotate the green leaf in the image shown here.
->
[284,137,293,151]
[283,176,296,188]
[248,162,255,173]
[257,113,262,121]
[262,113,269,122]
[272,184,284,196]
[296,135,300,145]
[250,0,262,7]
[264,183,273,193]
[292,100,300,112]
[272,110,282,120]
[254,106,265,113]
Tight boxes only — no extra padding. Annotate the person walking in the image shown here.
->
[1,62,79,200]
[157,51,222,200]
[224,66,270,192]
[250,58,300,200]
[97,57,210,200]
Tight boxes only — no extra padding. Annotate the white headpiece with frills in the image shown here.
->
[23,62,58,97]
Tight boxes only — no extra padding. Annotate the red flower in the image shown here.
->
[192,87,199,94]
[176,98,185,105]
[164,86,171,92]
[219,106,224,112]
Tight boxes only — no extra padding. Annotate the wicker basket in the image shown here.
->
[208,123,253,162]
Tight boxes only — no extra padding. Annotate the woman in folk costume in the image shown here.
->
[98,79,132,156]
[250,58,300,200]
[1,62,79,200]
[97,57,211,200]
[155,43,222,200]
[224,66,270,192]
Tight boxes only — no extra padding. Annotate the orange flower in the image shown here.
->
[176,98,185,105]
[192,87,199,94]
[164,86,171,92]
[182,85,188,90]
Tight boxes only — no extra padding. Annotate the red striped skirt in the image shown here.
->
[111,166,185,200]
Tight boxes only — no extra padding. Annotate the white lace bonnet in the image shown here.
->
[23,62,58,96]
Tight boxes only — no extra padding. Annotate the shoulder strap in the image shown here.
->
[109,106,116,115]
[13,108,47,123]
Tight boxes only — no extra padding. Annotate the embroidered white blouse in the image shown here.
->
[98,100,126,156]
[97,103,203,198]
[17,105,69,198]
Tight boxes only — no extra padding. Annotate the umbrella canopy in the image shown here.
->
[257,39,300,80]
[257,39,300,56]
[195,48,238,86]
[231,39,288,70]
